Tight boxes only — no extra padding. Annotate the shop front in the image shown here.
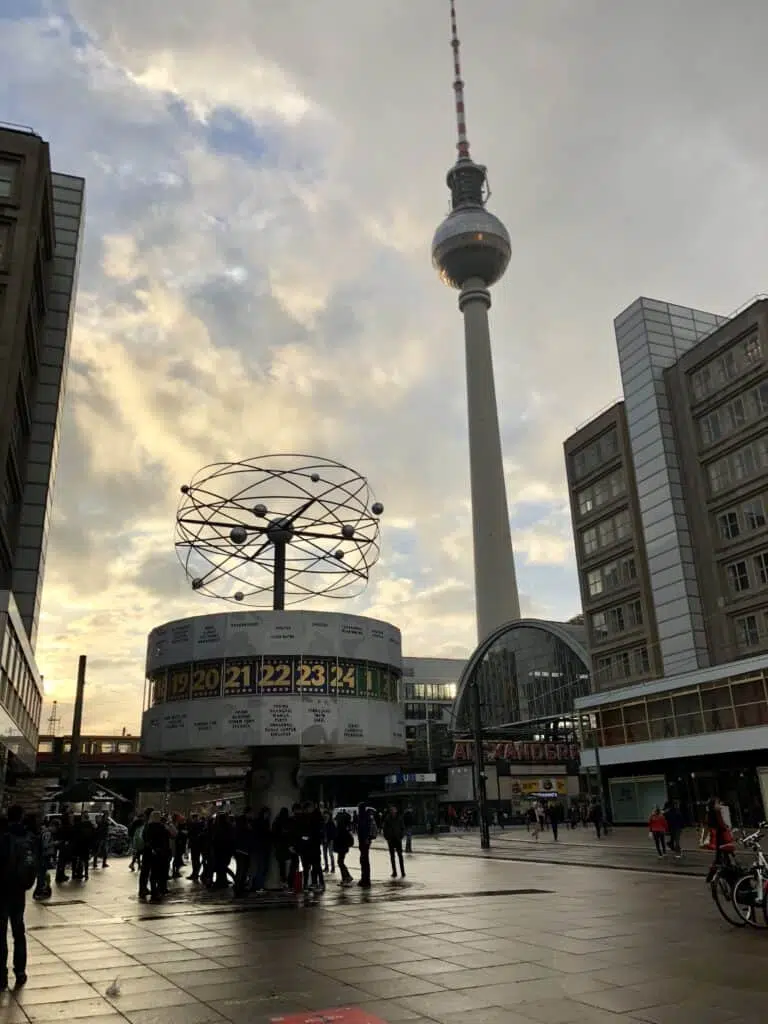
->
[576,659,768,826]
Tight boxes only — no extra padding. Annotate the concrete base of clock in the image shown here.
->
[248,749,301,891]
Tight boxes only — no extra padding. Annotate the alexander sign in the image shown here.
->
[453,740,580,764]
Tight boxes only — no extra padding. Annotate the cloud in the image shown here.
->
[3,0,768,731]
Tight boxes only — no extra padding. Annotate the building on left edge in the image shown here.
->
[0,124,85,797]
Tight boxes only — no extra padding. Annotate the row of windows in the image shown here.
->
[38,738,140,755]
[581,509,631,558]
[401,682,456,701]
[699,380,768,448]
[590,599,644,645]
[586,554,637,600]
[404,702,448,722]
[691,331,763,402]
[590,675,768,747]
[571,429,619,482]
[708,435,768,494]
[576,468,625,518]
[593,645,651,687]
[725,550,768,595]
[718,496,767,543]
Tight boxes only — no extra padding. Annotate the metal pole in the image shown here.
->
[273,540,286,611]
[470,680,490,849]
[67,655,87,786]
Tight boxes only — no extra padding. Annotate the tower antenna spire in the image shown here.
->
[449,0,471,160]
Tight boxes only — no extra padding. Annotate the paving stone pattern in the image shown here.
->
[1,845,766,1024]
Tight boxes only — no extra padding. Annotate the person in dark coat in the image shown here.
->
[232,809,253,896]
[306,802,325,891]
[141,811,173,901]
[356,802,372,889]
[333,810,354,885]
[187,813,205,882]
[0,805,33,989]
[271,807,292,888]
[664,800,685,859]
[383,806,406,878]
[251,807,271,891]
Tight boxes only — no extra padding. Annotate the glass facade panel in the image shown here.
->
[454,623,590,731]
[587,668,768,749]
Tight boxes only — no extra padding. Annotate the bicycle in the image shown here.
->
[731,823,768,928]
[707,849,751,928]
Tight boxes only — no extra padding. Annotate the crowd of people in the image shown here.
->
[125,801,415,903]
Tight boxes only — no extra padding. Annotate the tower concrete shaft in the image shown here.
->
[460,278,521,641]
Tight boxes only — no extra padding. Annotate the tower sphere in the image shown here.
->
[431,205,511,290]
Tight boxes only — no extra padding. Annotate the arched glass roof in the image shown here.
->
[452,618,591,732]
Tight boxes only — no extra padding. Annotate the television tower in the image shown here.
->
[432,0,521,642]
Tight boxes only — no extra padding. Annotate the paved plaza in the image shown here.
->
[1,842,766,1024]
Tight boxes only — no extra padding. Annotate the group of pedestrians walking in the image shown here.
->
[126,800,414,902]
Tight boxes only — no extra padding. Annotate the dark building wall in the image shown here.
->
[0,128,84,765]
[0,129,55,597]
[665,300,768,666]
[564,402,660,692]
[12,173,84,648]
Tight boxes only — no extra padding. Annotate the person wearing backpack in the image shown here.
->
[0,804,38,990]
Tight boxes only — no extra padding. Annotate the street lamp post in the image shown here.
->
[470,678,491,849]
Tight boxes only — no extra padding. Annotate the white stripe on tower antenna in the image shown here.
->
[449,0,471,159]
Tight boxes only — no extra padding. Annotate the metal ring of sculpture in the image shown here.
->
[175,455,384,608]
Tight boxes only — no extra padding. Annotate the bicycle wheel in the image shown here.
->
[732,872,768,928]
[711,873,749,927]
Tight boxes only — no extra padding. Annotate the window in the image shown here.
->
[744,498,766,532]
[754,552,768,586]
[733,447,757,481]
[607,606,625,634]
[577,490,594,517]
[627,599,643,628]
[736,615,761,649]
[575,469,625,519]
[633,646,650,676]
[0,162,16,200]
[728,397,747,431]
[700,411,722,446]
[590,611,607,643]
[745,333,763,365]
[708,459,729,494]
[582,527,599,556]
[718,511,740,541]
[0,222,9,266]
[571,429,618,481]
[727,560,750,593]
[691,366,713,401]
[587,569,603,598]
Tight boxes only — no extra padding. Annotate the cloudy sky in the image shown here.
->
[3,0,768,734]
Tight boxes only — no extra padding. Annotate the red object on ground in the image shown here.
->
[292,869,303,893]
[271,1009,386,1023]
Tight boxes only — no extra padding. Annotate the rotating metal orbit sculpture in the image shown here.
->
[175,455,384,610]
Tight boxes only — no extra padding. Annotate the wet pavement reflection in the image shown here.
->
[3,842,767,1024]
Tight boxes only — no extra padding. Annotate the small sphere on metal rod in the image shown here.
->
[253,503,268,517]
[341,524,355,539]
[180,485,189,494]
[310,473,320,482]
[371,502,384,516]
[234,591,244,602]
[191,578,203,590]
[334,549,345,560]
[229,526,248,545]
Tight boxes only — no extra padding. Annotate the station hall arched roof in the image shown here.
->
[452,617,591,730]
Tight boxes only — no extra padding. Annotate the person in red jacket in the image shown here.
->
[648,806,668,857]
